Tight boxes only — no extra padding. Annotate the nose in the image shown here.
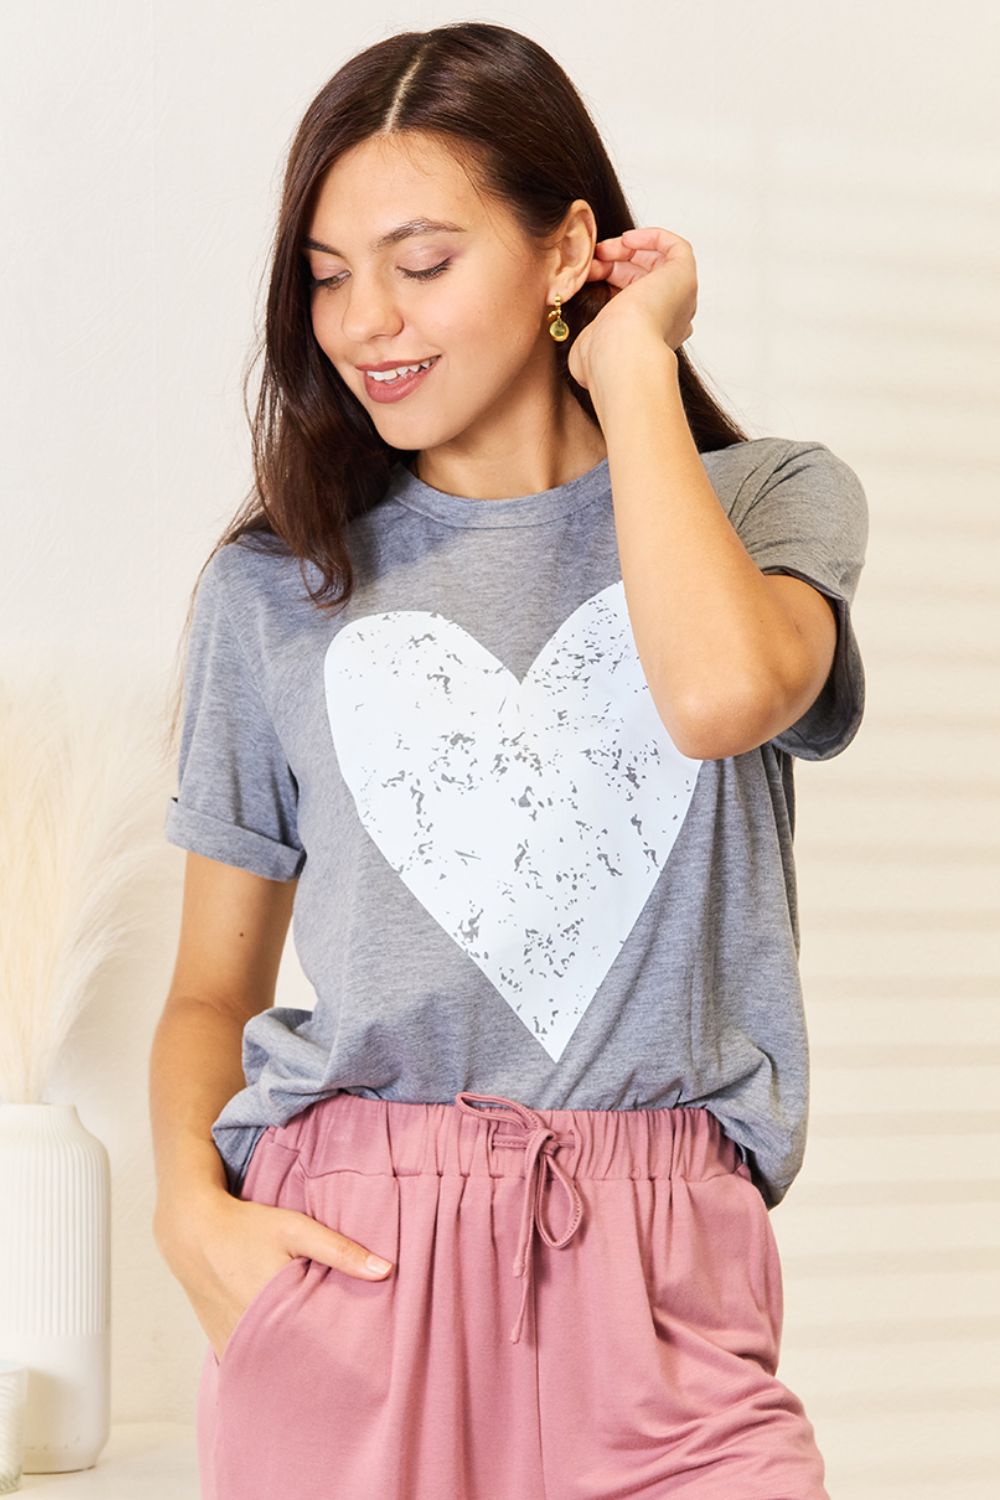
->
[338,274,405,348]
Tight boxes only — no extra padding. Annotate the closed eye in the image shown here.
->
[310,260,452,290]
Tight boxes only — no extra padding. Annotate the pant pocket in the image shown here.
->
[658,1166,785,1379]
[213,1132,311,1373]
[297,1166,399,1402]
[731,1160,785,1348]
[213,1254,310,1372]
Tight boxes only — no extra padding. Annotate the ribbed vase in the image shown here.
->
[0,1104,110,1473]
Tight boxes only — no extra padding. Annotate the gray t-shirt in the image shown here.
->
[165,436,868,1209]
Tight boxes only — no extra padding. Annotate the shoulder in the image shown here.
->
[702,435,867,516]
[187,538,309,691]
[201,534,302,612]
[211,531,295,578]
[701,434,844,482]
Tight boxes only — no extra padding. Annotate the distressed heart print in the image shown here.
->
[323,580,703,1062]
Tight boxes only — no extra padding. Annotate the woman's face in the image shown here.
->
[303,132,585,464]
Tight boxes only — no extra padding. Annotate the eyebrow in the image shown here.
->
[303,218,468,258]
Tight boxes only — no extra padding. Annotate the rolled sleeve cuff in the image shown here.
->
[164,797,304,881]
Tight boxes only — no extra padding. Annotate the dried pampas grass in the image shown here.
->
[0,670,168,1103]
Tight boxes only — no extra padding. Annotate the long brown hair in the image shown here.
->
[164,21,752,755]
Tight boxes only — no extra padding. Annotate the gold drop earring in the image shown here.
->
[547,293,569,342]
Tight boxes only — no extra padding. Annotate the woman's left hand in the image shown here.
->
[566,226,697,391]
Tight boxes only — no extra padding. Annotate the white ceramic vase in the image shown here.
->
[0,1103,110,1473]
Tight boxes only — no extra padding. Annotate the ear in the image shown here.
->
[552,198,599,293]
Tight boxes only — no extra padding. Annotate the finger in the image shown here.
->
[592,240,634,260]
[593,243,677,277]
[624,231,696,271]
[621,226,690,250]
[599,262,650,290]
[620,248,668,272]
[290,1210,394,1279]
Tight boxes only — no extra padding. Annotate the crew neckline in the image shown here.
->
[384,454,611,528]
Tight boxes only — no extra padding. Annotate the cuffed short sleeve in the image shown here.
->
[165,548,305,880]
[736,440,870,761]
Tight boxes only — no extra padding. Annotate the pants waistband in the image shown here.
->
[276,1089,747,1347]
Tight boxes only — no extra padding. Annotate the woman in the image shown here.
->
[151,20,867,1500]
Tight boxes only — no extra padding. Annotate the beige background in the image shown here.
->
[2,2,998,1496]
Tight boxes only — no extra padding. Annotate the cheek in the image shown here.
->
[310,301,338,353]
[422,268,513,344]
[434,288,536,361]
[417,297,468,347]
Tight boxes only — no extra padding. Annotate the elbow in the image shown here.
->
[661,680,772,761]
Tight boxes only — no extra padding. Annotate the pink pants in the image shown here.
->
[197,1090,829,1499]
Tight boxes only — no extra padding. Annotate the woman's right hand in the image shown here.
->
[153,1188,394,1364]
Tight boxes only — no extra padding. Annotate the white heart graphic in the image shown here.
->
[324,581,703,1061]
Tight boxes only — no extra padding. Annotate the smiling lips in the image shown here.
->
[361,355,440,403]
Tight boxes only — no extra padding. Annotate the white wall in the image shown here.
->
[2,2,998,1494]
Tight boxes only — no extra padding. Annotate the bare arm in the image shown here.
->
[149,850,296,1242]
[150,852,390,1360]
[589,335,837,760]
